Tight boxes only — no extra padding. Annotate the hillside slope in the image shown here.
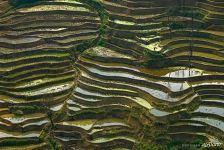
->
[0,0,223,149]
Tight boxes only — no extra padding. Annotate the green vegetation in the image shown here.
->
[0,138,39,146]
[166,6,206,30]
[73,0,108,54]
[167,139,205,150]
[8,0,42,7]
[143,50,174,68]
[39,125,60,150]
[72,37,100,57]
[134,142,164,150]
[9,105,44,115]
[0,0,224,149]
[134,139,206,150]
[168,22,185,30]
[169,7,205,20]
[53,103,68,122]
[79,0,109,35]
[80,0,109,35]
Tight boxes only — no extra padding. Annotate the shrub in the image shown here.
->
[143,50,175,68]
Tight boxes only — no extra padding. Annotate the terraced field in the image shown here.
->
[0,0,224,149]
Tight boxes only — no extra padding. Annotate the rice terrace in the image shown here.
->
[0,0,224,149]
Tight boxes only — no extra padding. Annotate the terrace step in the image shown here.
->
[0,0,224,149]
[0,142,48,150]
